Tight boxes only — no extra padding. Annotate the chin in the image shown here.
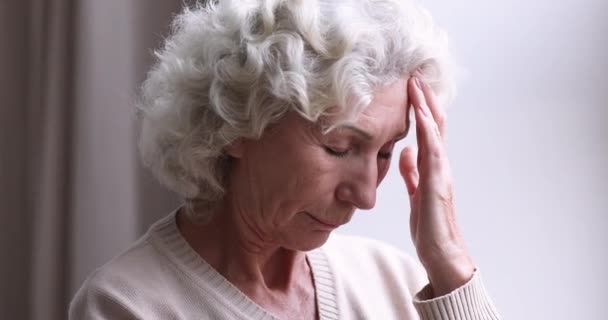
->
[285,230,332,252]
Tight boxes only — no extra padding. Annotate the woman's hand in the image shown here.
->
[399,75,475,297]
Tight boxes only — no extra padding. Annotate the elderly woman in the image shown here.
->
[70,0,500,319]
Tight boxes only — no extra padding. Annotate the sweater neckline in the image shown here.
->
[148,208,339,320]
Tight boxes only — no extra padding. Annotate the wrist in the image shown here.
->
[425,256,475,297]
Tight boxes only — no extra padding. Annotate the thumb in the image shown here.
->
[399,146,419,197]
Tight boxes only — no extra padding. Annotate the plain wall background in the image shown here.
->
[340,0,608,319]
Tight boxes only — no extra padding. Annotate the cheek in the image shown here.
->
[282,149,338,196]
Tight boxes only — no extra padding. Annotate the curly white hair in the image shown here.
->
[138,0,456,222]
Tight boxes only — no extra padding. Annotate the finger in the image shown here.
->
[408,77,444,162]
[399,146,419,198]
[399,145,420,242]
[417,77,447,139]
[413,95,455,200]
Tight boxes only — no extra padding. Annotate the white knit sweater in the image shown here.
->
[69,210,500,319]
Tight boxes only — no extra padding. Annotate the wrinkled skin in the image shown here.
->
[177,74,474,319]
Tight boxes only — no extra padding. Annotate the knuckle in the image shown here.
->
[433,124,441,137]
[434,114,446,130]
[428,146,443,159]
[438,186,454,204]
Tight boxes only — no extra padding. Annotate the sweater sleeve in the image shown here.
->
[412,270,501,320]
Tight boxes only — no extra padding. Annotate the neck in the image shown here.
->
[176,205,309,293]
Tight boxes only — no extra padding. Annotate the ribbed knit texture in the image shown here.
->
[307,250,339,320]
[69,209,501,319]
[413,272,501,319]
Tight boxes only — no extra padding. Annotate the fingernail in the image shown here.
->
[414,77,422,89]
[418,77,428,90]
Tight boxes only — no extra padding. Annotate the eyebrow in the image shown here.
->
[339,124,408,141]
[339,124,373,141]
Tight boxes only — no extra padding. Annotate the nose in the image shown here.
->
[336,159,378,210]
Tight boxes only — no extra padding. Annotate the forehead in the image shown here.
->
[349,77,410,139]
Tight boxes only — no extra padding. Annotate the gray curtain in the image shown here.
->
[0,1,187,319]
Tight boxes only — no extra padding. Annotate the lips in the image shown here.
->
[306,212,340,228]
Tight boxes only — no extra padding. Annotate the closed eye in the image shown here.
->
[324,146,350,158]
[378,152,392,160]
[378,139,397,160]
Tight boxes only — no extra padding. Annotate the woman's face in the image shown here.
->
[229,77,411,251]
